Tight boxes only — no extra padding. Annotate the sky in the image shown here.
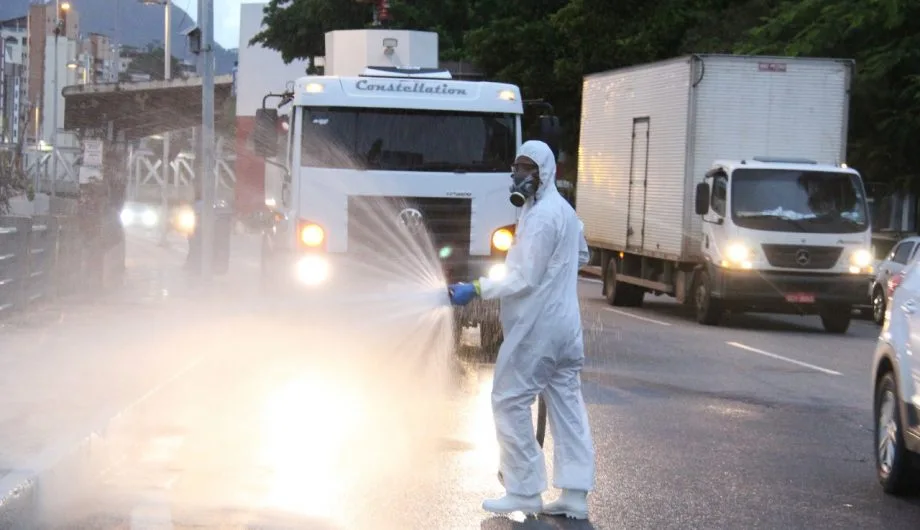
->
[177,0,247,50]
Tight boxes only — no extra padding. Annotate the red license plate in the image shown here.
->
[785,293,815,303]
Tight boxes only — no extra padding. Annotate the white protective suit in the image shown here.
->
[476,140,596,496]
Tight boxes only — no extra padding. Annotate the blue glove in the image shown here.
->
[448,282,479,306]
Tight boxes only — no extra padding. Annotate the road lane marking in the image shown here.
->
[725,341,842,376]
[604,307,671,326]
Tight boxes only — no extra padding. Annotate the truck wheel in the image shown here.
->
[260,240,278,294]
[604,259,644,307]
[479,320,503,363]
[820,307,851,334]
[451,312,464,353]
[694,271,723,326]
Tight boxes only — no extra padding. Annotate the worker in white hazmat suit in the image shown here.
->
[448,140,596,519]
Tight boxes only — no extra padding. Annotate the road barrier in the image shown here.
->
[0,215,83,317]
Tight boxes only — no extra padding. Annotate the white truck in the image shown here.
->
[576,54,873,333]
[249,29,561,356]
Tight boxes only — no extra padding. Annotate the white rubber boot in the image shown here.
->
[541,489,589,519]
[482,493,543,515]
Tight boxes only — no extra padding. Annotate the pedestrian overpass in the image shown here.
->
[28,75,236,201]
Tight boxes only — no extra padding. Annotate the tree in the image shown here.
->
[249,0,373,63]
[122,47,183,81]
[0,113,33,214]
[737,0,920,189]
[246,0,917,191]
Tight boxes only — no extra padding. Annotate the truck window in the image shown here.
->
[711,176,727,216]
[730,169,869,234]
[300,107,516,172]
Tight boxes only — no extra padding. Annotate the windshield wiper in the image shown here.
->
[810,213,865,226]
[736,213,808,232]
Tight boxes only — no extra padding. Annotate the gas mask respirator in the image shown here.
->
[509,169,539,207]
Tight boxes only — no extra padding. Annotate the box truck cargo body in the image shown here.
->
[576,54,873,333]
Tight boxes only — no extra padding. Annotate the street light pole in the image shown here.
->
[139,0,171,246]
[50,1,64,200]
[200,0,215,280]
[160,0,171,246]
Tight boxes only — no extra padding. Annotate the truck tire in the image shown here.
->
[452,312,464,352]
[479,319,503,363]
[694,271,723,326]
[604,259,644,307]
[820,307,851,334]
[260,240,278,294]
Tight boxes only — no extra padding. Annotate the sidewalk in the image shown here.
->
[0,231,259,524]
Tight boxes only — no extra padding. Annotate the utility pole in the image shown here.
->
[199,0,215,280]
[51,1,70,200]
[160,0,171,246]
[139,0,171,246]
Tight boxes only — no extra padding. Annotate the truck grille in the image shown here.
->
[760,244,843,269]
[346,196,472,264]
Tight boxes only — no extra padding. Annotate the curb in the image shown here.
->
[0,356,205,529]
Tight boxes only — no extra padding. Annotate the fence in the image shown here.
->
[0,215,83,317]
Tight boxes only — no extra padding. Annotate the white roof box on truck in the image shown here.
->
[324,29,439,77]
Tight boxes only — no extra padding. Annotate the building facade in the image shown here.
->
[1,16,28,145]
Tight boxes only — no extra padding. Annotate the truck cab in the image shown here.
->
[693,156,873,331]
[250,63,561,357]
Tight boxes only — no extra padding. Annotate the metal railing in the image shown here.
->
[0,215,83,317]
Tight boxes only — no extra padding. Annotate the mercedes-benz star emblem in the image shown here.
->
[795,249,811,266]
[398,207,425,232]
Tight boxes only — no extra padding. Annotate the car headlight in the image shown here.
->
[141,210,159,227]
[120,209,134,226]
[488,263,507,281]
[296,255,330,286]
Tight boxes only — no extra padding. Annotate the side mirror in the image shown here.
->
[253,108,279,158]
[536,115,562,159]
[695,182,710,215]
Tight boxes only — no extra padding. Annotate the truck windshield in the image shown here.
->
[730,168,868,234]
[300,107,516,172]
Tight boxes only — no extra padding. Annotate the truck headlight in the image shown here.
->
[296,255,330,286]
[849,249,873,273]
[492,228,514,251]
[722,242,753,269]
[176,209,196,234]
[299,222,325,248]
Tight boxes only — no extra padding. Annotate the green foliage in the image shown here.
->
[737,0,920,190]
[249,0,918,188]
[122,47,183,81]
[249,0,372,63]
[0,113,33,214]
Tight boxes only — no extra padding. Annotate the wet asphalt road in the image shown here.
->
[20,231,920,529]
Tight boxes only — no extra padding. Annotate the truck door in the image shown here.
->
[625,117,650,250]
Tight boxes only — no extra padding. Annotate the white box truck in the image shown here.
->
[576,54,873,333]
